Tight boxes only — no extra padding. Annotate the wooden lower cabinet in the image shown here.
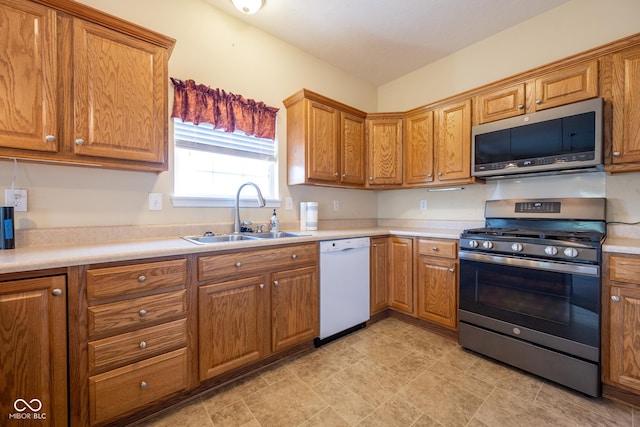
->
[415,239,459,330]
[0,275,68,427]
[388,237,414,314]
[370,237,390,314]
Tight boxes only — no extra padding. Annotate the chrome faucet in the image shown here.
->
[234,182,266,233]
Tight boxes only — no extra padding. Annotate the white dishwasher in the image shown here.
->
[316,237,370,346]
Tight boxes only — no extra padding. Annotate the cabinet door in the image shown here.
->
[367,117,403,186]
[370,237,390,315]
[416,256,458,329]
[475,84,526,124]
[272,266,319,352]
[340,112,366,185]
[73,19,167,163]
[0,1,57,152]
[405,110,434,185]
[389,237,413,314]
[611,46,640,165]
[534,60,598,111]
[307,101,340,182]
[0,276,67,427]
[435,100,471,182]
[609,285,640,391]
[198,276,268,381]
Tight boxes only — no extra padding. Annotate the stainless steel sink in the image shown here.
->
[182,231,308,245]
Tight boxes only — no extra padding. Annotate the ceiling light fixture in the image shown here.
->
[231,0,265,14]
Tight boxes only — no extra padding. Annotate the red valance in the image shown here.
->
[170,78,279,140]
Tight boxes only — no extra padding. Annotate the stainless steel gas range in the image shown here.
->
[458,198,606,397]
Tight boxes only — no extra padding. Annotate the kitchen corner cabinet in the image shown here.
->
[416,239,458,330]
[433,100,472,184]
[474,60,598,124]
[370,237,390,315]
[0,275,68,427]
[0,0,175,172]
[197,243,318,381]
[284,89,367,187]
[366,114,404,187]
[603,253,640,394]
[388,236,413,314]
[405,109,434,185]
[609,45,640,169]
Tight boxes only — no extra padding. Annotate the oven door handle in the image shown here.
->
[458,251,600,277]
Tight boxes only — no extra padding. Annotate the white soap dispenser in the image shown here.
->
[270,209,279,233]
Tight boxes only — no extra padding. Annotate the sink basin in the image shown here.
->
[250,231,309,239]
[182,234,261,245]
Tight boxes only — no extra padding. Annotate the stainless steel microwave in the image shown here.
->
[471,97,603,178]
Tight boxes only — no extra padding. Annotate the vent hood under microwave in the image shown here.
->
[471,97,603,179]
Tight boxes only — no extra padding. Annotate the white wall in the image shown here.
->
[1,0,379,231]
[377,0,640,224]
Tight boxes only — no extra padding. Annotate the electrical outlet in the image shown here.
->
[285,197,293,210]
[420,199,427,211]
[148,193,162,211]
[333,199,340,212]
[5,189,27,212]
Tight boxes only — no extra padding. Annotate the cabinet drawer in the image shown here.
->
[87,259,186,301]
[198,243,318,282]
[609,255,640,284]
[88,319,187,374]
[89,348,187,425]
[88,290,186,337]
[418,239,457,259]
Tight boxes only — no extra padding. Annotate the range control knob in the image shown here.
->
[544,246,558,256]
[564,247,579,258]
[511,243,523,252]
[482,241,494,249]
[468,240,479,249]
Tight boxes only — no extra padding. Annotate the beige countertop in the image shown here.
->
[0,227,464,275]
[603,237,640,255]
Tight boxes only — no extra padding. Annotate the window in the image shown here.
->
[173,119,278,205]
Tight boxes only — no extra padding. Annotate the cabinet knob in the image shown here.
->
[52,288,63,296]
[75,138,85,145]
[517,104,524,109]
[613,151,621,157]
[611,295,620,302]
[369,177,373,180]
[536,99,542,105]
[432,247,438,251]
[138,275,146,282]
[139,309,148,317]
[235,261,242,268]
[139,341,147,349]
[342,173,346,178]
[427,174,432,178]
[437,172,442,176]
[449,268,455,273]
[373,243,378,247]
[334,172,339,177]
[140,381,148,389]
[45,135,56,142]
[259,283,264,289]
[291,253,298,259]
[274,280,279,287]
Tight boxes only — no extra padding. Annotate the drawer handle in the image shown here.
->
[52,288,63,296]
[235,262,242,268]
[274,280,279,287]
[291,254,298,259]
[139,341,147,349]
[139,309,147,317]
[611,295,620,302]
[140,381,148,389]
[138,275,147,282]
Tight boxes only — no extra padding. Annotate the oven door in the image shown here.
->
[458,251,600,361]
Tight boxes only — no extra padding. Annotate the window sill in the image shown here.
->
[171,195,281,209]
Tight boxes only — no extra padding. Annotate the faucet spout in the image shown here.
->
[234,182,266,233]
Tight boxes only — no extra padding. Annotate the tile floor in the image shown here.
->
[139,317,637,427]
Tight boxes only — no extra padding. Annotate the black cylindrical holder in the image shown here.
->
[1,206,15,249]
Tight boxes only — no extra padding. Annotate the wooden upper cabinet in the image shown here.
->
[366,114,403,187]
[0,0,57,152]
[284,89,367,187]
[405,109,434,185]
[475,60,598,125]
[610,45,640,167]
[434,99,471,183]
[73,19,167,164]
